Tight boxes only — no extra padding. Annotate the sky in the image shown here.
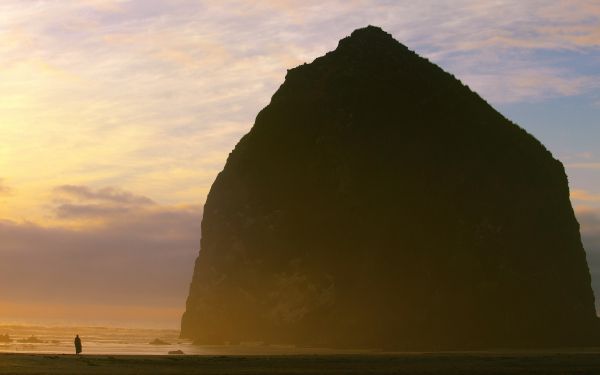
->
[0,0,599,329]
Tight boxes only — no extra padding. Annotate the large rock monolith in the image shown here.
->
[182,26,598,349]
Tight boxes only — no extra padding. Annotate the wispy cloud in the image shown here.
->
[457,65,599,103]
[0,179,11,195]
[568,163,600,169]
[572,190,600,202]
[52,185,155,221]
[55,185,154,205]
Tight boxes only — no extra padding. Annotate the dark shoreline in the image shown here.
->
[3,351,600,374]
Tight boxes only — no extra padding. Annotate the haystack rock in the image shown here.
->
[182,26,598,349]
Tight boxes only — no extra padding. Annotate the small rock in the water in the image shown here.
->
[168,350,184,355]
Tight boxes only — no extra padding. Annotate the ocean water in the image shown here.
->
[0,325,190,355]
[0,325,367,355]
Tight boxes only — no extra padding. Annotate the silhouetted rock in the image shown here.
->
[182,26,598,349]
[168,350,184,355]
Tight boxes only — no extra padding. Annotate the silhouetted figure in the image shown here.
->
[74,334,82,355]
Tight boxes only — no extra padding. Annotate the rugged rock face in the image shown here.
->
[182,26,598,349]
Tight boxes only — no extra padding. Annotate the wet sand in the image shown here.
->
[2,352,600,374]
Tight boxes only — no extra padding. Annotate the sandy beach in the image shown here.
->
[3,352,600,374]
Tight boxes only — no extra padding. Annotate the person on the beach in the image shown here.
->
[74,334,82,355]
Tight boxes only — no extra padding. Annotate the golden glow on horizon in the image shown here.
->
[0,301,182,328]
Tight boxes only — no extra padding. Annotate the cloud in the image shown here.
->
[572,190,600,203]
[568,163,600,169]
[54,203,133,219]
[375,1,600,103]
[456,65,599,103]
[52,185,156,221]
[55,184,154,205]
[0,185,202,328]
[0,179,11,195]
